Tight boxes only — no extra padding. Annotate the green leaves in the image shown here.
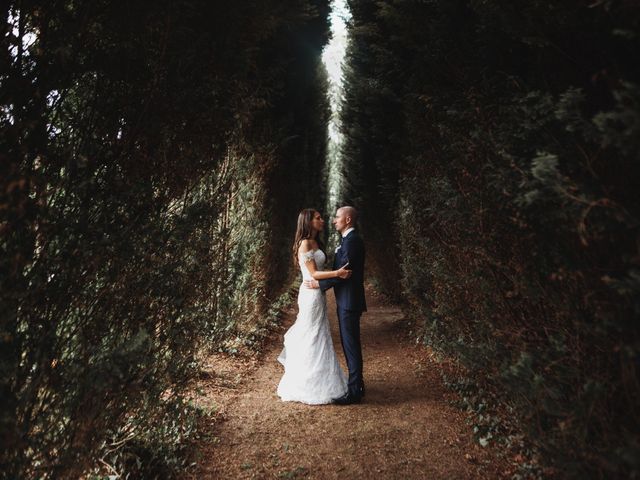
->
[342,0,640,476]
[1,0,330,477]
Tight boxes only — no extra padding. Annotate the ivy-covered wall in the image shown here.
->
[0,1,329,477]
[340,1,639,477]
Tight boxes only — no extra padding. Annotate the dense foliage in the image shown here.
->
[0,1,329,477]
[340,0,639,477]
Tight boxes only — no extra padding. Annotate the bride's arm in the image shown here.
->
[299,242,351,280]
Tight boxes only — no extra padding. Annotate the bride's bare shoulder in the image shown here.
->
[298,239,317,254]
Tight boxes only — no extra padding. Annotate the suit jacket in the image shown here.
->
[319,229,367,312]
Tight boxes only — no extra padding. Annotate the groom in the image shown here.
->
[305,206,366,405]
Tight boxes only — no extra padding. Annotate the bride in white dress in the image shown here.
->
[277,209,352,404]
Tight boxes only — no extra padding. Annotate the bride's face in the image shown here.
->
[311,211,325,233]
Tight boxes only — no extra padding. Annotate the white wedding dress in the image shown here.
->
[277,249,347,404]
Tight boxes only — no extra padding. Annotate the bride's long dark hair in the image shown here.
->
[292,208,325,265]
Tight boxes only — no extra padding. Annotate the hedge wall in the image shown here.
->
[340,1,639,477]
[0,1,329,477]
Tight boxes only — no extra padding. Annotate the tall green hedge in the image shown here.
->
[0,1,329,477]
[341,0,639,477]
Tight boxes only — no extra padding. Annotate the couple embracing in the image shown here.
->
[277,206,366,406]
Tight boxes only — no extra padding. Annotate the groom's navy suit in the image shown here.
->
[319,229,366,397]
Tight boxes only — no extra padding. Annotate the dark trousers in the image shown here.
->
[337,307,363,396]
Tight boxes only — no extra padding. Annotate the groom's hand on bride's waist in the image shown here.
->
[303,279,320,289]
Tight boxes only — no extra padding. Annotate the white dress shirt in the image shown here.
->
[342,227,355,238]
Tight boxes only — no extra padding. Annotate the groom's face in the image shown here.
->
[333,208,349,233]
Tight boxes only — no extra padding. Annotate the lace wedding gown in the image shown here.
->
[277,249,347,404]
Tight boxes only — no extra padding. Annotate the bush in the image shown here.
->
[0,1,329,477]
[341,1,640,477]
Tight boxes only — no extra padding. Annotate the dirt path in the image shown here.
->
[187,288,507,479]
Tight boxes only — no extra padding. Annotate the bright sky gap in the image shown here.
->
[321,0,351,212]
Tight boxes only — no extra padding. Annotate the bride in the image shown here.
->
[277,209,352,404]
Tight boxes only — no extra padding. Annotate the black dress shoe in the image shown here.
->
[332,392,362,405]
